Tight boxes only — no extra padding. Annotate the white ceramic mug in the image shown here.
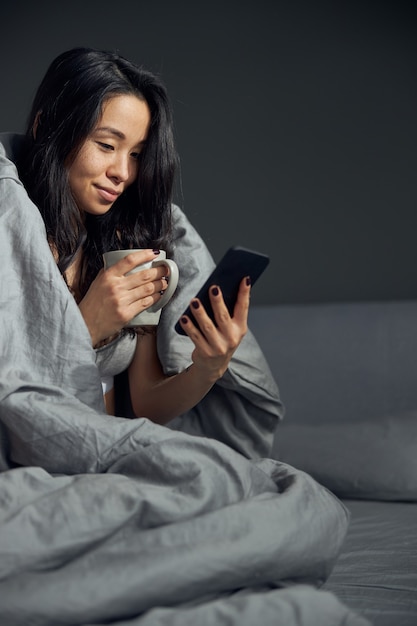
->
[102,249,179,326]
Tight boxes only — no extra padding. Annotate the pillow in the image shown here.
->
[272,411,417,501]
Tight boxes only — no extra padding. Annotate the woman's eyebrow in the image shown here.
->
[94,127,147,147]
[94,127,126,139]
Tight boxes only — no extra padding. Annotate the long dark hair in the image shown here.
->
[18,47,178,297]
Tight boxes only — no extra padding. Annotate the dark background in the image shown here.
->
[1,0,416,305]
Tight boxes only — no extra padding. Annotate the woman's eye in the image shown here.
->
[131,152,142,161]
[97,142,114,151]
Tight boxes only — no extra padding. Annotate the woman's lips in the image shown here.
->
[95,185,121,203]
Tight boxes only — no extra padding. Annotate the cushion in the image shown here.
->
[249,301,417,425]
[273,411,417,501]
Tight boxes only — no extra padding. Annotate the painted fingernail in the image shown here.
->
[153,249,160,255]
[211,286,219,296]
[181,316,188,324]
[246,276,251,286]
[191,300,200,309]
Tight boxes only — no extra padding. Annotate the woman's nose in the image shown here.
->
[107,154,131,183]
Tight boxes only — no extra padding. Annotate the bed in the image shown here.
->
[249,300,417,626]
[0,137,371,626]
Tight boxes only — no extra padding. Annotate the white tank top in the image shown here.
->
[95,332,137,394]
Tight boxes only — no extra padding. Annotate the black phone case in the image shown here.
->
[174,246,270,335]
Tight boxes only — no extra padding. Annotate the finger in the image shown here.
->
[231,276,251,326]
[208,285,232,330]
[108,249,159,277]
[186,299,227,346]
[127,277,168,305]
[178,314,213,353]
[178,315,194,338]
[125,283,170,322]
[124,265,167,290]
[158,278,169,294]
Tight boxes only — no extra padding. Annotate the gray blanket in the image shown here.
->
[0,137,370,626]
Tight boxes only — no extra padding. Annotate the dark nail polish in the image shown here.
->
[211,286,219,296]
[246,276,251,286]
[181,316,188,324]
[191,300,200,309]
[153,249,160,255]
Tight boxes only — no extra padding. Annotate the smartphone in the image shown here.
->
[175,246,270,335]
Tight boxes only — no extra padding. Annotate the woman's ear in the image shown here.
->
[32,111,42,139]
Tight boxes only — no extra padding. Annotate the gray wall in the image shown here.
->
[1,0,416,305]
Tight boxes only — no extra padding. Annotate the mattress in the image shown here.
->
[325,499,417,626]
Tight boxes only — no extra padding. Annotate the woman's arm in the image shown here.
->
[127,278,251,423]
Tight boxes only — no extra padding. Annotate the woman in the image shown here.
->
[16,47,251,422]
[0,53,351,626]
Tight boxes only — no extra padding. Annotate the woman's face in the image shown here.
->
[68,94,151,216]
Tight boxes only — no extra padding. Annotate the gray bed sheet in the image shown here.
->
[325,499,417,626]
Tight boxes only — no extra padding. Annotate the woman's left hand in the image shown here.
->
[177,276,251,382]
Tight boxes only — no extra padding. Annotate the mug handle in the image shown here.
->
[151,259,179,311]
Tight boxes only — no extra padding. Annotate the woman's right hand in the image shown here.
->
[78,249,168,346]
